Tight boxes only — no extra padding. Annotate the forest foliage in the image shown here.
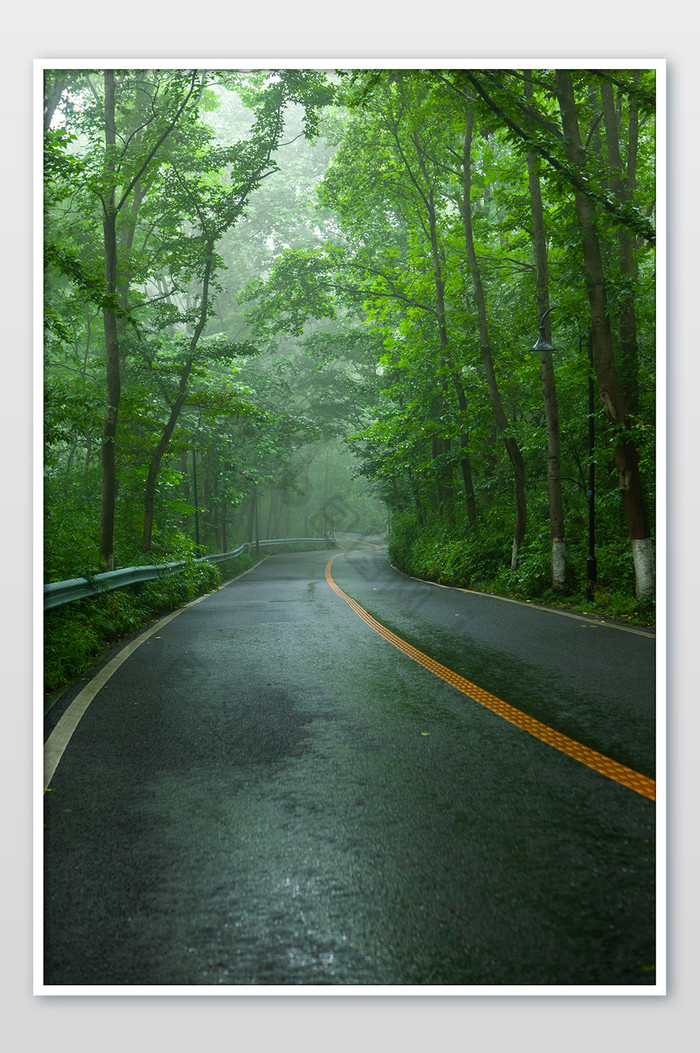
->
[43,66,657,652]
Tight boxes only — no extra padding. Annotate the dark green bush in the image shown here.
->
[387,511,421,571]
[44,608,104,695]
[212,551,255,580]
[386,510,653,628]
[44,557,228,697]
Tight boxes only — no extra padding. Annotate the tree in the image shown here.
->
[554,70,653,598]
[459,104,527,567]
[45,67,335,566]
[44,65,656,615]
[524,69,566,590]
[433,66,655,598]
[97,69,208,568]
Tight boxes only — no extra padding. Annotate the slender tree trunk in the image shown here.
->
[44,73,67,131]
[303,460,313,536]
[116,178,145,378]
[221,502,228,553]
[99,70,120,570]
[102,72,199,566]
[178,451,190,531]
[202,454,212,552]
[441,435,456,525]
[414,135,476,525]
[452,374,478,525]
[601,77,640,412]
[267,487,277,537]
[461,108,526,568]
[431,431,451,521]
[141,361,194,552]
[555,70,653,599]
[141,242,214,552]
[525,73,566,589]
[246,491,256,546]
[82,432,93,490]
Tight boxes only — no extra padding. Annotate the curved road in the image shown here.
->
[43,537,657,988]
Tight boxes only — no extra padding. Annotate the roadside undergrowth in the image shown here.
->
[388,513,655,631]
[44,552,256,703]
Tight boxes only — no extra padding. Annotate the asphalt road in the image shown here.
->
[43,537,657,988]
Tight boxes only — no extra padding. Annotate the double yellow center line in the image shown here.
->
[325,555,655,802]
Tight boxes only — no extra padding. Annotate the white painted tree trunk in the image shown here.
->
[632,537,655,600]
[551,538,566,591]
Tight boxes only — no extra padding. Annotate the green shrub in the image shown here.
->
[211,551,255,580]
[44,557,227,697]
[386,510,653,628]
[44,608,104,694]
[390,514,512,591]
[387,512,421,571]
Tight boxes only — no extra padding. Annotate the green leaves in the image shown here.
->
[242,248,338,336]
[459,68,656,243]
[43,65,655,602]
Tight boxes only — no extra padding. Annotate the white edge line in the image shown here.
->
[43,557,265,789]
[44,607,186,789]
[335,546,655,637]
[390,566,656,638]
[37,558,267,994]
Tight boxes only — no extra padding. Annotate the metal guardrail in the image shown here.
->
[253,538,336,549]
[43,538,336,611]
[194,544,247,566]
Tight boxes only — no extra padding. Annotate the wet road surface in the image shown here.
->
[43,538,657,988]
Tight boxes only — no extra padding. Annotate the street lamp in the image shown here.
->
[530,307,557,356]
[529,309,596,602]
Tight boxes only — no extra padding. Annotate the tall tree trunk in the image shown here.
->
[221,502,228,553]
[43,73,67,131]
[178,451,190,531]
[99,70,120,570]
[461,108,526,568]
[414,134,476,525]
[266,487,277,538]
[555,70,653,599]
[83,432,93,491]
[141,242,214,552]
[452,374,478,526]
[525,72,566,589]
[116,178,145,378]
[141,367,193,553]
[97,71,204,564]
[202,453,212,552]
[431,430,453,522]
[440,435,456,525]
[600,77,640,412]
[303,462,311,536]
[246,491,256,546]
